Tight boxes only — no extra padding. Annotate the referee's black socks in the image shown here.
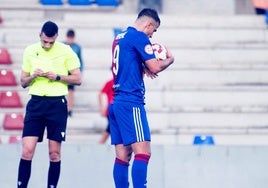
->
[17,159,32,188]
[47,161,61,188]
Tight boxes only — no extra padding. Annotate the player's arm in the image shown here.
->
[145,47,174,74]
[143,66,158,79]
[98,91,107,116]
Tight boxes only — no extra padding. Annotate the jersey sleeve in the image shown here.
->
[134,32,156,62]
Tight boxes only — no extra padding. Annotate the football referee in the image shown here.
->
[17,21,82,188]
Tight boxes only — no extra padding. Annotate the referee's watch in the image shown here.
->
[55,75,61,81]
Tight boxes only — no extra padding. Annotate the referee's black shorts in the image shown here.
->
[22,95,68,142]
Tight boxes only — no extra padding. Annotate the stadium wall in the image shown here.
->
[1,144,267,188]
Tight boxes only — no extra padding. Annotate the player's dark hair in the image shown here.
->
[137,8,161,25]
[41,21,58,37]
[67,29,75,38]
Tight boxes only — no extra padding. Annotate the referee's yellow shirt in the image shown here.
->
[22,41,80,96]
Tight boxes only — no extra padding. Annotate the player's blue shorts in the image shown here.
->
[22,95,68,142]
[109,102,151,146]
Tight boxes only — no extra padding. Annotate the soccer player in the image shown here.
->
[17,21,82,188]
[63,29,83,117]
[109,8,174,188]
[98,77,114,144]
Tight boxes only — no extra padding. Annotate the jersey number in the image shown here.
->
[112,45,120,75]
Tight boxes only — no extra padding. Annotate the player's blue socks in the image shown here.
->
[47,161,61,188]
[17,159,32,188]
[132,154,150,188]
[113,158,129,188]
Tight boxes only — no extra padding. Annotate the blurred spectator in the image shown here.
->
[0,14,3,24]
[98,77,114,144]
[138,0,162,13]
[63,29,83,117]
[252,0,268,14]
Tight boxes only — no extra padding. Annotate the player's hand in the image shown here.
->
[143,67,158,79]
[165,47,174,63]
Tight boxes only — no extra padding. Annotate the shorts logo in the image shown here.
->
[144,44,154,55]
[61,132,65,138]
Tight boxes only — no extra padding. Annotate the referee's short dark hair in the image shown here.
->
[41,21,58,37]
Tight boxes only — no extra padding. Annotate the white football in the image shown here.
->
[152,43,167,60]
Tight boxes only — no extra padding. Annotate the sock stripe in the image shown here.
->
[115,158,129,166]
[134,154,150,163]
